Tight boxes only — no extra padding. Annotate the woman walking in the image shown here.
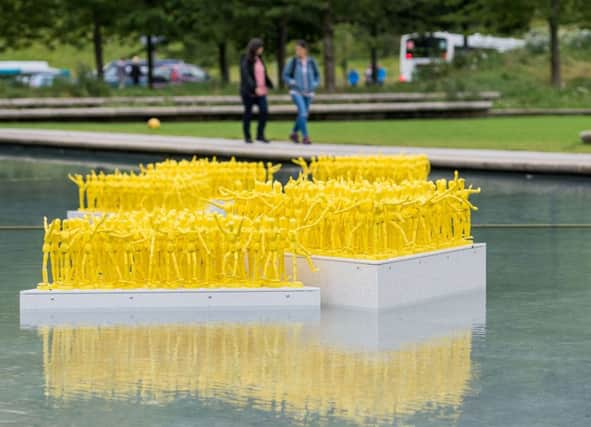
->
[283,40,320,145]
[240,38,273,143]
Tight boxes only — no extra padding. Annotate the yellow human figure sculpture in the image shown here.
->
[47,219,63,287]
[68,174,87,210]
[291,157,311,179]
[246,218,263,283]
[38,217,52,290]
[215,215,246,286]
[287,218,317,283]
[109,229,145,287]
[56,219,81,288]
[169,230,183,286]
[260,217,277,283]
[266,162,282,182]
[384,204,410,257]
[449,170,480,242]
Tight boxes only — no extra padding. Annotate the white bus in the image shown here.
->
[0,61,55,76]
[399,32,525,82]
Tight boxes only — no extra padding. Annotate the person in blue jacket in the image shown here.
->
[282,40,320,145]
[376,66,387,85]
[347,69,359,87]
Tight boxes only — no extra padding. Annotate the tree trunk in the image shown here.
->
[549,0,561,88]
[276,19,287,89]
[92,13,104,81]
[323,0,335,92]
[462,23,469,49]
[370,24,378,85]
[218,41,229,84]
[146,34,154,89]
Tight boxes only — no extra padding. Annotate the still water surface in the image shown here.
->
[1,154,590,426]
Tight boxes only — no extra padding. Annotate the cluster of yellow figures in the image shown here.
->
[38,154,480,290]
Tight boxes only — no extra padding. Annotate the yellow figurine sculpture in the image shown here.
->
[69,157,282,213]
[227,171,480,260]
[38,210,315,290]
[294,154,430,183]
[46,154,481,289]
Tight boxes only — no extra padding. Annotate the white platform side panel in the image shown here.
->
[20,287,320,311]
[377,244,486,309]
[293,258,380,309]
[292,243,486,310]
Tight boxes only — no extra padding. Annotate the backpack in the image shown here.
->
[288,56,319,81]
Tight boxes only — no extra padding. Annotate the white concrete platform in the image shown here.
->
[20,286,320,311]
[293,243,486,310]
[20,307,320,328]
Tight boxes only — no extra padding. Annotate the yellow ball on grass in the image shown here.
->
[147,118,161,129]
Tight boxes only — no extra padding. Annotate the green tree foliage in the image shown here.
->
[481,0,588,87]
[431,0,589,87]
[531,0,589,87]
[0,0,59,51]
[48,0,130,81]
[4,0,591,90]
[168,0,240,84]
[232,0,324,87]
[344,0,419,83]
[120,0,176,88]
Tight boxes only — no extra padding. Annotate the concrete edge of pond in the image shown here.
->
[1,128,591,175]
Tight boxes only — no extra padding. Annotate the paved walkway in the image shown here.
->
[1,128,590,175]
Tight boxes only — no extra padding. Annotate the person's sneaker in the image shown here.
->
[244,138,253,144]
[289,132,300,143]
[256,137,271,143]
[302,136,312,145]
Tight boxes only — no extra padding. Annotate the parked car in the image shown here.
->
[103,59,208,87]
[153,62,209,84]
[0,61,71,87]
[14,69,71,88]
[28,70,71,88]
[103,59,149,87]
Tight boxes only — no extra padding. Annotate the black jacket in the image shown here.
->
[240,54,273,97]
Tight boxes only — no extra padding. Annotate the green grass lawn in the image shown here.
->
[3,116,591,153]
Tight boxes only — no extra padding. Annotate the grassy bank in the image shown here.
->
[3,116,591,153]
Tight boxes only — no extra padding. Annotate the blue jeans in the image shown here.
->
[291,93,312,137]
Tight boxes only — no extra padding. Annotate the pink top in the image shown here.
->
[254,57,267,96]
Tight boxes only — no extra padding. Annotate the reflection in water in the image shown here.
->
[39,322,473,424]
